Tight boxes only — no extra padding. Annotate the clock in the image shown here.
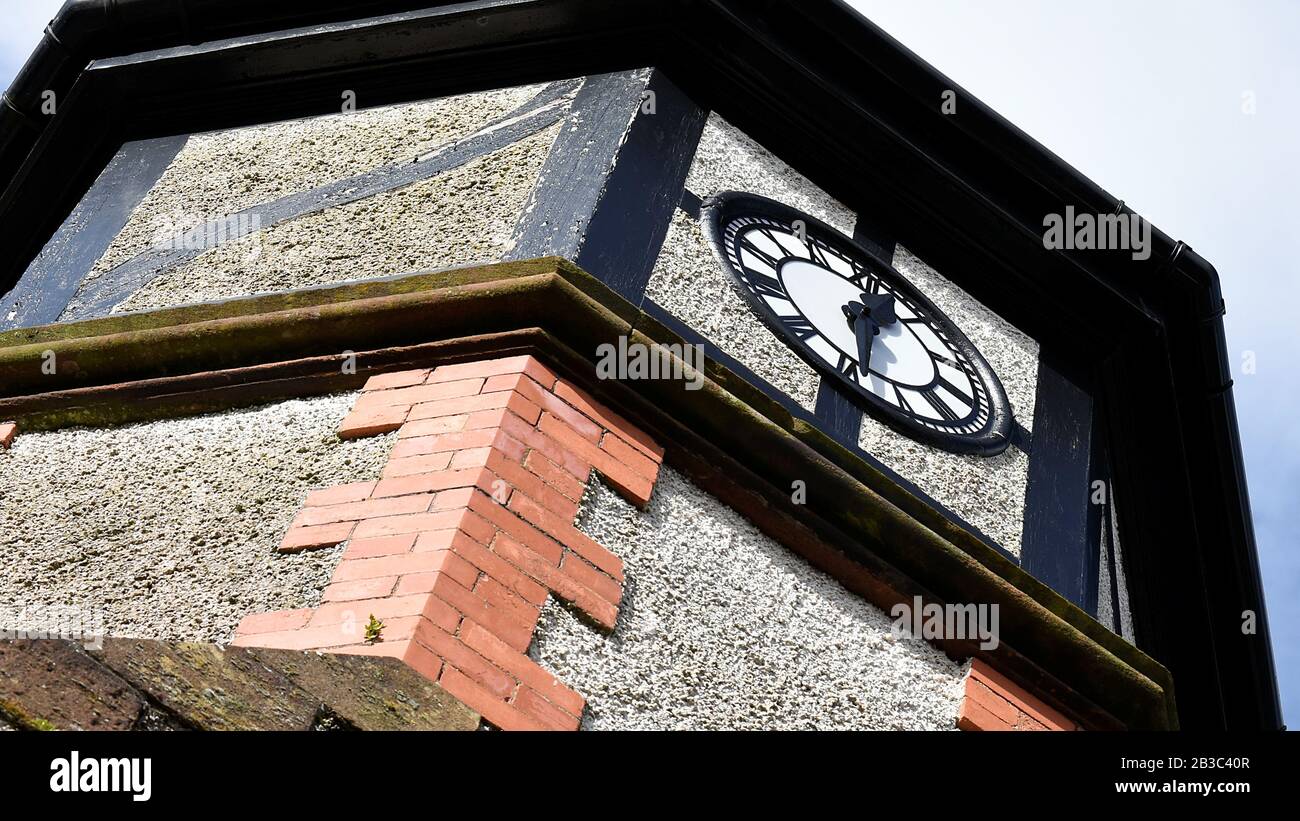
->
[701,191,1014,456]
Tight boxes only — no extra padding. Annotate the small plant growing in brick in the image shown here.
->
[363,614,384,644]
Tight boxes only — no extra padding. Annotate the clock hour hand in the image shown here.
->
[841,292,898,373]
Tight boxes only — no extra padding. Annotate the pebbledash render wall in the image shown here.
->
[224,355,971,729]
[52,80,571,319]
[0,353,1076,730]
[647,112,1039,556]
[0,394,391,643]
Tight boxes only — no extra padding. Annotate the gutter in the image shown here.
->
[0,0,445,184]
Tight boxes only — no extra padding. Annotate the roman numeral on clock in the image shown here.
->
[780,315,819,340]
[837,353,859,380]
[921,388,960,422]
[746,272,788,300]
[738,235,781,270]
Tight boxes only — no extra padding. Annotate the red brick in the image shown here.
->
[362,369,429,391]
[406,390,513,421]
[406,551,480,590]
[432,486,477,511]
[560,552,622,607]
[514,685,581,731]
[511,376,603,442]
[412,528,459,553]
[957,696,1011,731]
[321,576,398,602]
[542,572,618,630]
[465,407,510,431]
[524,450,586,501]
[333,548,471,582]
[552,379,664,460]
[334,640,444,684]
[372,467,482,498]
[304,481,375,507]
[968,679,1023,727]
[489,532,561,588]
[498,411,592,480]
[430,355,555,387]
[382,451,454,479]
[490,430,529,463]
[449,447,493,470]
[292,494,432,528]
[540,412,658,480]
[464,389,541,427]
[342,533,418,559]
[508,491,623,580]
[601,432,660,473]
[0,422,16,449]
[437,666,542,731]
[417,625,515,700]
[392,429,498,460]
[591,458,656,508]
[308,593,444,629]
[278,521,355,553]
[338,404,408,439]
[446,531,549,605]
[360,378,485,408]
[490,534,618,630]
[235,608,313,636]
[467,491,563,565]
[395,414,468,440]
[970,661,1076,730]
[460,620,583,718]
[431,574,534,651]
[481,372,524,393]
[485,450,580,520]
[231,619,376,651]
[473,575,540,632]
[456,509,498,546]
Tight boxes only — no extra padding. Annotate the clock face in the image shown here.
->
[701,192,1013,456]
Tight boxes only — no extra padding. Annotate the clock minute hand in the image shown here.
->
[841,300,876,373]
[841,293,898,374]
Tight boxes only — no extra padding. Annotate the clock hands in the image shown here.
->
[841,292,898,373]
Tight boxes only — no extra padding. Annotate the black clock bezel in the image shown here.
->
[701,191,1014,456]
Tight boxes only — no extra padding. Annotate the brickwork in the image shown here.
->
[957,659,1079,731]
[233,355,663,730]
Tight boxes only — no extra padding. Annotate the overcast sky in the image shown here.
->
[1,0,1297,725]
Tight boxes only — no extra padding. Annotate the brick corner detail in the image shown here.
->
[0,421,16,449]
[234,355,664,731]
[957,659,1080,731]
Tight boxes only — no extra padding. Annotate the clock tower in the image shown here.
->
[0,0,1279,731]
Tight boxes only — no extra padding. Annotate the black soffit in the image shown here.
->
[0,0,1279,728]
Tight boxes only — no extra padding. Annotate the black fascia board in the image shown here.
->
[0,0,1279,728]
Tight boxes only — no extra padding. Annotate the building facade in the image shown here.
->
[0,0,1280,730]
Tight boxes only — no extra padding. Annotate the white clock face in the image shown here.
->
[702,192,1013,455]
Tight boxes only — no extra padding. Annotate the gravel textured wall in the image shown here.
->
[645,114,853,410]
[530,468,968,730]
[59,82,561,315]
[85,84,543,278]
[858,246,1039,555]
[0,394,392,644]
[116,125,560,311]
